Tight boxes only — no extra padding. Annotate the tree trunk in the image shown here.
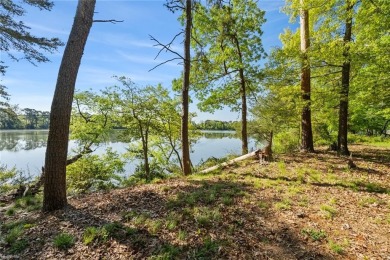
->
[232,34,248,155]
[43,0,95,212]
[182,0,192,175]
[239,67,248,154]
[381,119,389,136]
[337,0,353,156]
[299,2,314,153]
[142,134,150,181]
[199,149,260,174]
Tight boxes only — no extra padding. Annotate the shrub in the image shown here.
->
[82,222,126,245]
[53,233,75,250]
[320,204,337,219]
[273,129,300,154]
[328,240,344,254]
[302,228,327,241]
[0,164,17,193]
[348,133,386,144]
[9,239,28,253]
[192,237,220,259]
[5,207,15,216]
[14,195,42,211]
[5,225,24,245]
[83,227,100,245]
[193,207,221,227]
[66,148,125,193]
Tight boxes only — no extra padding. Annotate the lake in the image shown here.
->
[0,130,259,176]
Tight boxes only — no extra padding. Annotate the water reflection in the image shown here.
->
[0,130,48,152]
[0,130,258,175]
[200,130,237,139]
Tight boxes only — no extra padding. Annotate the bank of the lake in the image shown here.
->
[1,144,389,259]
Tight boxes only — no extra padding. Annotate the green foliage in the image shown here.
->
[328,240,344,254]
[165,212,180,230]
[263,0,390,152]
[177,229,188,241]
[320,204,337,219]
[2,220,33,253]
[257,200,269,210]
[302,228,327,241]
[66,148,125,193]
[167,181,241,209]
[151,244,181,260]
[83,227,100,245]
[275,198,292,210]
[9,239,28,253]
[123,210,152,226]
[191,0,266,153]
[0,164,17,193]
[192,0,266,110]
[4,224,24,244]
[0,0,63,76]
[82,223,125,245]
[193,207,221,227]
[250,87,299,147]
[53,233,75,250]
[273,129,300,153]
[148,220,163,235]
[111,77,184,180]
[71,89,118,147]
[191,237,220,259]
[193,120,237,131]
[358,197,380,207]
[14,195,42,211]
[0,105,23,129]
[5,208,15,216]
[348,134,388,144]
[196,156,229,172]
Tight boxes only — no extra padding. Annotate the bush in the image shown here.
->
[313,122,337,146]
[82,222,126,245]
[348,133,387,144]
[66,148,125,193]
[0,164,17,193]
[273,129,300,153]
[53,233,75,250]
[10,239,28,253]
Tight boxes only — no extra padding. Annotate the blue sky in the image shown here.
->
[1,0,293,122]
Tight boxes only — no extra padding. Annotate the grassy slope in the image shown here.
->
[1,144,389,259]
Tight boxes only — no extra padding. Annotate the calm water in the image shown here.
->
[0,130,258,176]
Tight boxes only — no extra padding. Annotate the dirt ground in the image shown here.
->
[1,144,389,259]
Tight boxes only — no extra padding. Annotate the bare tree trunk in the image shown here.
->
[239,68,248,155]
[43,0,96,212]
[232,35,248,155]
[300,2,314,153]
[142,136,150,181]
[182,0,192,175]
[338,0,353,156]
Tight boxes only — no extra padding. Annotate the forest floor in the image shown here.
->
[1,144,389,259]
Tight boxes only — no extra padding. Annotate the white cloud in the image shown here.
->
[25,22,69,36]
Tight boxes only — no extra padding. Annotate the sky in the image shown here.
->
[1,0,294,122]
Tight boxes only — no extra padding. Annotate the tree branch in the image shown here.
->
[311,70,343,79]
[93,19,124,24]
[148,57,182,72]
[150,32,184,60]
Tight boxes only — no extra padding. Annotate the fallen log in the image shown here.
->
[198,149,260,174]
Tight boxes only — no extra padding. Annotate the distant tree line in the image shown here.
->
[192,120,238,131]
[0,107,50,130]
[0,105,240,132]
